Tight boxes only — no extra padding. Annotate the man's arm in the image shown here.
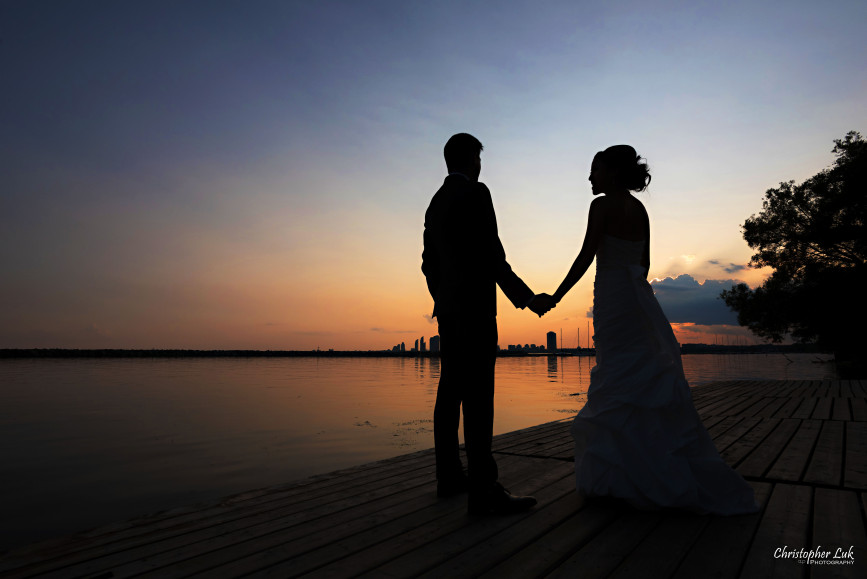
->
[481,185,534,309]
[421,220,440,301]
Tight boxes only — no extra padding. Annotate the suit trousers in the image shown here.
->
[434,315,499,490]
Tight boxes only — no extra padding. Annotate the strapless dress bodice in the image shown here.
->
[595,234,645,270]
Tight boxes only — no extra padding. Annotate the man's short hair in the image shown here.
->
[444,133,483,172]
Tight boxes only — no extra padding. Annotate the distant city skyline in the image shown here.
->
[386,325,762,354]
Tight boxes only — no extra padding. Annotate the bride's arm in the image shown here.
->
[552,198,606,303]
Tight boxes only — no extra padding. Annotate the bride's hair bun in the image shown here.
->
[600,145,651,192]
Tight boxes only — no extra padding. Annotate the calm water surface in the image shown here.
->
[0,354,835,549]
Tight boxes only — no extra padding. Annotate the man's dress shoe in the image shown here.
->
[467,482,537,515]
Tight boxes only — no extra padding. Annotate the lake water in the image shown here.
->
[0,353,836,551]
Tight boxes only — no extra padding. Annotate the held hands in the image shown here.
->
[528,293,558,317]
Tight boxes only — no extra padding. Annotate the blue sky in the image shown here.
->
[1,1,865,349]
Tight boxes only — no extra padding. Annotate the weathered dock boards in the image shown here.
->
[1,380,865,578]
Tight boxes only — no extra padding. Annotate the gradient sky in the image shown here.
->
[1,0,865,350]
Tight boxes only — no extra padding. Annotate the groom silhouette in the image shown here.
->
[422,133,550,515]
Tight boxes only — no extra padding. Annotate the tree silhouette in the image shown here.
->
[722,131,867,374]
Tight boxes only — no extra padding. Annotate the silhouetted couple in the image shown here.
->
[422,133,758,516]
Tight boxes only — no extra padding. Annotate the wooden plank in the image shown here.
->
[349,464,575,579]
[763,381,792,398]
[0,460,434,579]
[543,511,662,579]
[251,461,569,579]
[720,418,781,467]
[804,421,845,487]
[832,398,852,421]
[147,478,456,578]
[739,483,811,579]
[736,396,779,419]
[494,423,570,453]
[670,481,773,579]
[850,397,867,422]
[698,394,752,419]
[701,414,733,433]
[706,416,744,440]
[498,424,573,452]
[790,380,813,398]
[529,439,574,460]
[714,382,754,398]
[756,397,791,419]
[22,467,440,579]
[772,396,804,419]
[844,422,867,491]
[817,381,832,398]
[792,397,819,419]
[840,381,854,398]
[728,396,770,416]
[802,380,824,397]
[476,499,624,579]
[710,417,762,453]
[415,491,591,579]
[812,397,834,420]
[0,450,441,574]
[812,488,866,579]
[737,419,801,478]
[606,512,711,579]
[765,419,821,483]
[692,386,730,411]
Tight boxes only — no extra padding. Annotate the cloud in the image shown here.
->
[651,274,741,325]
[423,314,436,324]
[670,322,760,344]
[708,259,748,274]
[671,323,753,337]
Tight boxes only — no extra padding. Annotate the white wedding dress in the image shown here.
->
[571,235,759,515]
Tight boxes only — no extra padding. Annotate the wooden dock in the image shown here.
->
[1,380,865,578]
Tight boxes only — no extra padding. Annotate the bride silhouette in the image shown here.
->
[536,145,759,515]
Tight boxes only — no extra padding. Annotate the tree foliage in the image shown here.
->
[722,131,867,359]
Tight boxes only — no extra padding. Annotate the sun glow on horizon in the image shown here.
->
[1,2,864,350]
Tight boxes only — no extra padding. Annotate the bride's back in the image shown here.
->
[602,193,649,242]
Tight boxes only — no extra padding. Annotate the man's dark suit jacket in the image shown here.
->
[422,174,534,320]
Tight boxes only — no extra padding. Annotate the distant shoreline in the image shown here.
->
[0,344,828,359]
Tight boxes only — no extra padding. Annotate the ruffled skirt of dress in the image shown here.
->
[571,265,759,515]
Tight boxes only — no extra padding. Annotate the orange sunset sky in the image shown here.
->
[2,1,865,351]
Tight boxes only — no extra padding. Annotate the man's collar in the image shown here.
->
[447,172,470,181]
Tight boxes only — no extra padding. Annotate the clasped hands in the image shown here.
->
[528,293,557,317]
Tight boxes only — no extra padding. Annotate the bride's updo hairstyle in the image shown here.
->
[597,145,651,192]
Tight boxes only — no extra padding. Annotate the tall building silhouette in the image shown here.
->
[547,331,557,352]
[420,336,426,352]
[400,342,406,352]
[414,338,419,352]
[430,335,440,352]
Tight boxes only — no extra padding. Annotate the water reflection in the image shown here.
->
[547,355,558,378]
[0,353,837,552]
